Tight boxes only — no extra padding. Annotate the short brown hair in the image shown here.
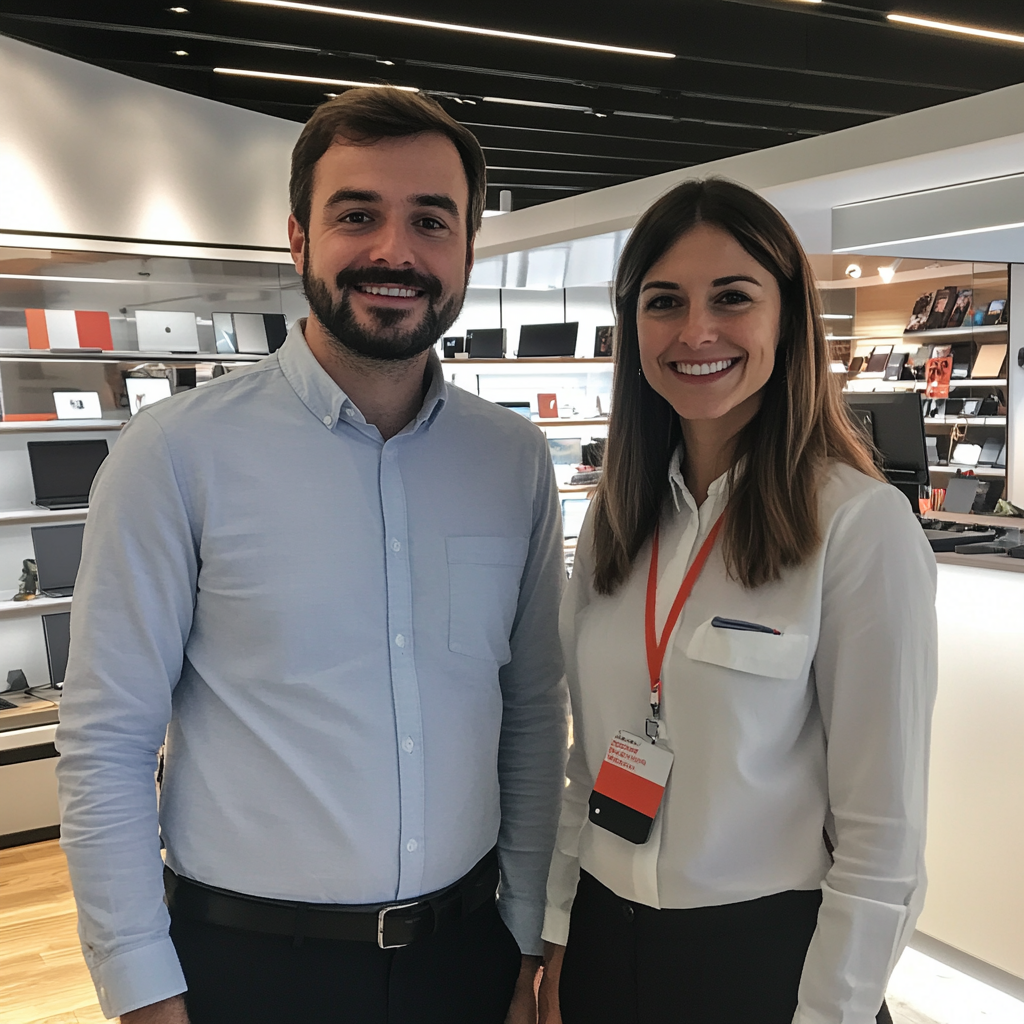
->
[592,178,882,593]
[289,88,487,240]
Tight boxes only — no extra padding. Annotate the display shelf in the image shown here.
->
[918,379,1007,390]
[930,466,1005,478]
[0,508,87,527]
[443,357,612,365]
[0,419,125,432]
[0,593,72,619]
[926,510,1024,530]
[0,349,263,364]
[536,419,608,428]
[933,551,1024,574]
[924,416,1006,427]
[845,379,1006,392]
[558,485,598,494]
[900,324,1008,340]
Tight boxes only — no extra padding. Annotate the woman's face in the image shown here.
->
[637,222,783,425]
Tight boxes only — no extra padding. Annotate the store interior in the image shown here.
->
[1,5,1024,1022]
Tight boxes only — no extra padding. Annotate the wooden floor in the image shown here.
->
[0,840,105,1024]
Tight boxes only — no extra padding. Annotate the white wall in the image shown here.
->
[0,34,298,254]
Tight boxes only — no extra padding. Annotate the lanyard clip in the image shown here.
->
[645,717,660,742]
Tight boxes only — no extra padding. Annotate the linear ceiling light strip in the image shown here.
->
[226,0,675,58]
[213,67,418,90]
[887,14,1024,45]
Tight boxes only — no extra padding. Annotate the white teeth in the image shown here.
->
[671,358,736,376]
[359,285,421,297]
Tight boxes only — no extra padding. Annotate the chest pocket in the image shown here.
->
[447,536,529,664]
[685,618,809,679]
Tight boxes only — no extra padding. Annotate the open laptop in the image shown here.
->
[42,611,71,689]
[31,523,85,598]
[27,439,109,510]
[135,310,200,353]
[125,376,172,414]
[518,322,579,358]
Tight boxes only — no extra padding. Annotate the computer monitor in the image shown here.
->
[27,439,109,510]
[548,438,583,465]
[517,322,579,358]
[232,312,270,354]
[212,312,237,353]
[263,313,288,353]
[31,522,85,598]
[497,401,533,419]
[41,611,71,688]
[844,392,928,507]
[125,376,172,415]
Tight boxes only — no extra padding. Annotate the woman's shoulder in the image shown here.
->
[817,460,915,530]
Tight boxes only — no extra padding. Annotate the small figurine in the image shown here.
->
[12,558,38,602]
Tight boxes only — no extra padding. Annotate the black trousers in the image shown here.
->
[169,897,521,1024]
[560,870,893,1024]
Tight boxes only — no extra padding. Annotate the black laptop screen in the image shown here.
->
[27,439,109,504]
[42,611,71,687]
[32,523,85,593]
[518,322,579,358]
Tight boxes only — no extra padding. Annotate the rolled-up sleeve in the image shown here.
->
[55,411,197,1018]
[495,440,569,955]
[796,485,937,1024]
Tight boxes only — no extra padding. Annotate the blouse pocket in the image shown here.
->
[447,536,529,663]
[685,618,809,679]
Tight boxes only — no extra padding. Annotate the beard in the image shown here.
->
[303,255,464,363]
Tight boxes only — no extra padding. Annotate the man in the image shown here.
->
[56,89,567,1024]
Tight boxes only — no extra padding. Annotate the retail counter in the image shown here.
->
[917,518,1024,982]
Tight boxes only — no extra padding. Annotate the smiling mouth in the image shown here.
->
[353,284,425,299]
[669,357,742,378]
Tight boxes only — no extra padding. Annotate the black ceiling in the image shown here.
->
[3,0,1024,210]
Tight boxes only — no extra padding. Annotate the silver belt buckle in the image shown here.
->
[377,901,420,949]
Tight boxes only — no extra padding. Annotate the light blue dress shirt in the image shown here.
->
[55,323,568,1019]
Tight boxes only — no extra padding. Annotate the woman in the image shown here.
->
[538,179,936,1024]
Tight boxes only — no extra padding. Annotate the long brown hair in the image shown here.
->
[592,178,881,594]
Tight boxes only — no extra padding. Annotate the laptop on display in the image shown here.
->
[135,310,200,353]
[518,322,579,358]
[31,522,86,598]
[27,439,109,510]
[42,611,71,688]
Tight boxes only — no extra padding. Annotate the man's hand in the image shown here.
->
[537,942,565,1024]
[504,954,543,1024]
[120,995,189,1023]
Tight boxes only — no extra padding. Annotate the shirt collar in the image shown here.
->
[278,319,448,433]
[668,446,732,515]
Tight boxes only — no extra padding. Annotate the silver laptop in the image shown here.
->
[135,310,200,353]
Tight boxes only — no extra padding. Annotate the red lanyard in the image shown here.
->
[644,515,724,731]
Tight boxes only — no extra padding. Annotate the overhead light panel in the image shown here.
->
[214,67,419,91]
[888,14,1024,46]
[227,0,675,58]
[482,96,592,112]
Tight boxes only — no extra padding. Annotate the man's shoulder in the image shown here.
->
[442,386,547,449]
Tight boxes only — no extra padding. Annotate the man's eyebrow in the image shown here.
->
[409,193,460,218]
[324,188,381,208]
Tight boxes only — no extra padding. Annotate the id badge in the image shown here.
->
[588,730,674,845]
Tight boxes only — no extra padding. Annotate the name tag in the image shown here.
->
[588,730,674,845]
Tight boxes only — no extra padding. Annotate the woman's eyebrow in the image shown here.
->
[711,275,762,287]
[640,280,678,293]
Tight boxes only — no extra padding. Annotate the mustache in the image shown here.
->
[334,266,444,302]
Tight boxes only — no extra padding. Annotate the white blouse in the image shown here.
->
[543,454,938,1024]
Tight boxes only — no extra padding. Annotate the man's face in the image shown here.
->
[288,132,473,362]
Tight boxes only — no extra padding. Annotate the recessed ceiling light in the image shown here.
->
[877,259,902,284]
[226,0,675,58]
[214,67,419,91]
[168,6,189,11]
[174,50,189,56]
[376,59,395,66]
[888,13,1024,45]
[845,264,862,279]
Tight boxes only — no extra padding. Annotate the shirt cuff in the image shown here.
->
[541,903,571,947]
[91,937,187,1019]
[496,895,545,957]
[794,882,908,1024]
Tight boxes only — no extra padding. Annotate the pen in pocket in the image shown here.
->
[711,616,781,635]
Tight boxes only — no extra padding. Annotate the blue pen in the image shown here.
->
[711,616,781,635]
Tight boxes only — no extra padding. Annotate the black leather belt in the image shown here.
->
[165,848,498,949]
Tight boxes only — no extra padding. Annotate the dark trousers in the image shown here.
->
[169,897,521,1024]
[560,870,893,1024]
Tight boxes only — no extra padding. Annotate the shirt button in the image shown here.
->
[322,415,332,426]
[402,736,414,753]
[406,839,418,852]
[395,634,406,648]
[391,540,401,553]
[345,408,356,418]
